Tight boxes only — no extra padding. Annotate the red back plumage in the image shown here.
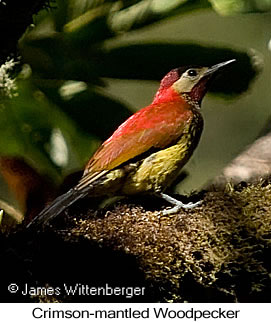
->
[84,99,193,174]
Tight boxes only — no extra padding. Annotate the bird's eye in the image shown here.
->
[187,69,198,77]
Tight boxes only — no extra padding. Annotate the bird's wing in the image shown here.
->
[78,102,193,187]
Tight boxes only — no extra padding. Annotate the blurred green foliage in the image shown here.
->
[209,0,271,15]
[0,0,261,215]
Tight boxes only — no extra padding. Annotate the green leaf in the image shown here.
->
[37,79,132,140]
[51,0,209,36]
[0,82,58,180]
[20,0,211,84]
[100,43,259,95]
[0,79,98,183]
[26,0,210,53]
[108,0,210,33]
[209,0,271,14]
[63,5,114,44]
[20,33,103,83]
[58,89,132,140]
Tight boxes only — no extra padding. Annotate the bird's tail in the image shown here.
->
[26,188,87,229]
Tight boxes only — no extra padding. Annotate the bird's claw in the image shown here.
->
[161,198,202,216]
[183,200,202,209]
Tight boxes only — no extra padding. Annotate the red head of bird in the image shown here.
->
[153,59,236,106]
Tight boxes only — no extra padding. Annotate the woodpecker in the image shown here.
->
[27,59,236,228]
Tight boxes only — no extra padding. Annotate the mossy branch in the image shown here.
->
[56,180,271,302]
[1,179,271,302]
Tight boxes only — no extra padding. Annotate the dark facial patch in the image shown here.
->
[190,74,212,103]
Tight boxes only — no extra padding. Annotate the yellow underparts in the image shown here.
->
[122,131,196,195]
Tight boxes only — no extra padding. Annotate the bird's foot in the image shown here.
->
[155,192,202,215]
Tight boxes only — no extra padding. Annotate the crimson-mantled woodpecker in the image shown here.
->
[28,59,236,228]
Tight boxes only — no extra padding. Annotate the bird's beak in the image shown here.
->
[189,59,236,105]
[204,59,236,76]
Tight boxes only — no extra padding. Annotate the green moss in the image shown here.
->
[64,180,271,301]
[2,179,270,302]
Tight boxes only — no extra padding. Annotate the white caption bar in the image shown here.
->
[0,303,269,322]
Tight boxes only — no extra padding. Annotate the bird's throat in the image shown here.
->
[152,86,184,105]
